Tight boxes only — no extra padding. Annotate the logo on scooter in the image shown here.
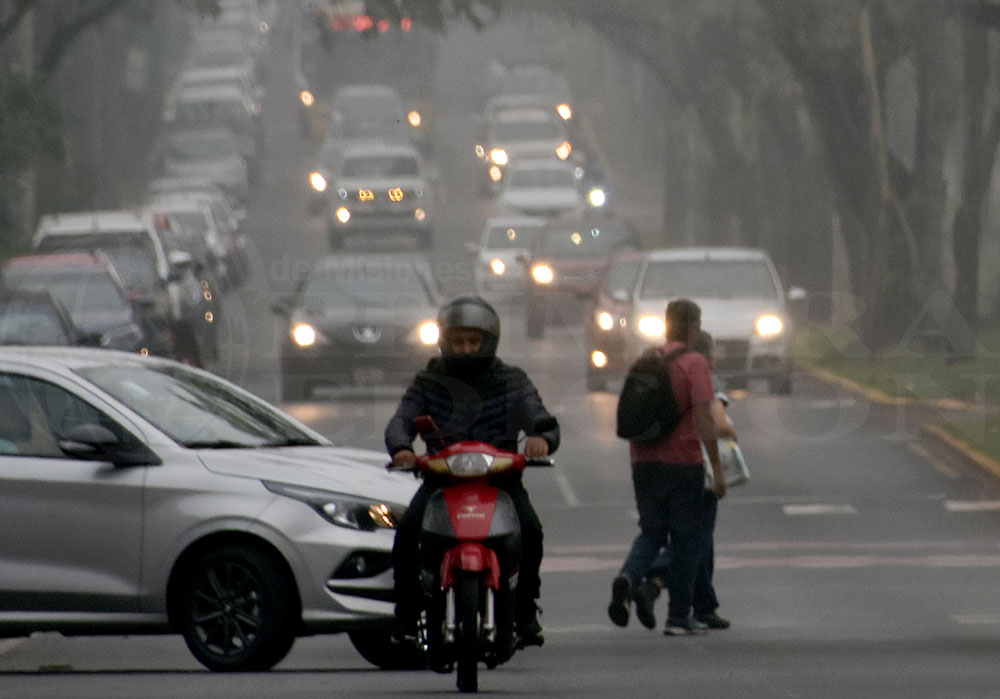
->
[457,505,486,520]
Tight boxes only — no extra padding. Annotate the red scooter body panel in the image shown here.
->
[444,482,499,540]
[441,542,502,589]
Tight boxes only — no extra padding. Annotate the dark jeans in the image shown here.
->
[620,461,704,622]
[392,476,543,619]
[649,490,719,616]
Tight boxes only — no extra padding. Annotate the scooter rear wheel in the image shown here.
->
[456,572,480,693]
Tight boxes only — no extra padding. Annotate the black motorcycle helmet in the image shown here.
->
[437,295,501,374]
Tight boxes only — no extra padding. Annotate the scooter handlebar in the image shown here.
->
[524,456,555,467]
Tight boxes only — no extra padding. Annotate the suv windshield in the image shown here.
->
[341,155,419,178]
[640,259,779,299]
[80,364,320,448]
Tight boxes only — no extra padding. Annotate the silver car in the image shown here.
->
[0,346,419,671]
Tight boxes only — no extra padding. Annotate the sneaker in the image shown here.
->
[633,579,660,630]
[695,611,731,629]
[663,616,709,636]
[607,575,632,627]
[516,606,544,647]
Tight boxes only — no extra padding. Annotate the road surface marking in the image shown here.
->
[944,499,1000,512]
[783,504,857,516]
[908,442,961,478]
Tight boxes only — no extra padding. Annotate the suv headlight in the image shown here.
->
[637,315,666,338]
[292,322,318,347]
[531,264,554,284]
[596,310,617,331]
[755,314,784,337]
[264,481,406,531]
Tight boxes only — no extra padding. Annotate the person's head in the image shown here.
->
[665,297,702,344]
[692,329,715,368]
[436,295,500,374]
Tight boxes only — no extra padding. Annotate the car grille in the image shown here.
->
[713,339,749,373]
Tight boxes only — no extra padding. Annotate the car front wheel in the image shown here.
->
[177,544,298,672]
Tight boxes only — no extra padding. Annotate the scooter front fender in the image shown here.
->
[441,542,501,590]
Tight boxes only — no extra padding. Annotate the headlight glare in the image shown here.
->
[637,315,666,338]
[309,171,327,192]
[756,314,784,337]
[489,148,508,166]
[292,322,317,347]
[490,258,506,276]
[531,264,554,284]
[597,311,615,331]
[418,321,439,345]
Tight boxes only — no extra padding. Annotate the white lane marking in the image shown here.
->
[554,472,580,507]
[542,553,1000,573]
[808,399,858,409]
[953,614,1000,625]
[783,504,857,516]
[944,500,1000,512]
[908,442,961,478]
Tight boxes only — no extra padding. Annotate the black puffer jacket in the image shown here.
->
[384,356,560,458]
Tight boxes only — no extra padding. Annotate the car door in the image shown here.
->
[0,371,146,615]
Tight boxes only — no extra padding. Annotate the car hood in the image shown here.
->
[198,445,418,505]
[336,175,428,190]
[494,138,562,159]
[633,296,786,336]
[500,187,582,210]
[296,303,436,325]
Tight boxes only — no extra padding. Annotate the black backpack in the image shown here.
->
[616,346,690,444]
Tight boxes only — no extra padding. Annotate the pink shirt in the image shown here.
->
[629,340,715,465]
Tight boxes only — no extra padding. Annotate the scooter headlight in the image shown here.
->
[446,452,493,476]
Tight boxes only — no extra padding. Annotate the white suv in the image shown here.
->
[622,247,804,394]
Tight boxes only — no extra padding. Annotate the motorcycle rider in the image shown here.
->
[385,295,560,647]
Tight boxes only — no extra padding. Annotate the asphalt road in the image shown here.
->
[3,6,1000,698]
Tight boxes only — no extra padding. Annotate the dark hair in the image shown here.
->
[665,298,701,342]
[692,329,713,358]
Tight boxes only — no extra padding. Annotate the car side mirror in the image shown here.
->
[58,423,161,467]
[787,286,807,302]
[166,250,195,282]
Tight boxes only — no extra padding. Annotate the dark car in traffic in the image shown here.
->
[521,214,640,339]
[271,253,443,400]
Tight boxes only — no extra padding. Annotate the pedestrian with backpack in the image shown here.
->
[607,298,726,635]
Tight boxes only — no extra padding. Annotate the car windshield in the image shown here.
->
[341,155,419,178]
[33,234,161,294]
[3,269,129,314]
[493,120,559,141]
[537,222,630,256]
[79,364,321,448]
[0,304,71,345]
[166,133,239,160]
[300,261,434,307]
[484,222,542,248]
[639,259,780,299]
[506,166,575,188]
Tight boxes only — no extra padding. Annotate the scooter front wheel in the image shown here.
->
[456,571,480,693]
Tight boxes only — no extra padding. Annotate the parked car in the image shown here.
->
[468,214,545,299]
[326,141,434,248]
[522,214,639,338]
[0,346,419,672]
[31,209,218,367]
[1,252,153,353]
[0,288,97,347]
[583,248,648,391]
[496,157,584,218]
[156,127,250,206]
[613,247,804,394]
[271,253,442,400]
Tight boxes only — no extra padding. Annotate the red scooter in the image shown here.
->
[389,416,553,693]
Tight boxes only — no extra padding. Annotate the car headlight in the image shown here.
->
[756,314,784,337]
[588,187,607,207]
[489,165,503,182]
[490,258,506,276]
[418,320,439,345]
[489,148,508,166]
[300,90,315,107]
[309,171,327,192]
[531,264,554,284]
[408,110,422,128]
[335,206,351,223]
[292,322,317,347]
[596,310,616,331]
[556,103,573,120]
[637,315,666,338]
[555,140,572,160]
[263,481,405,531]
[590,349,608,368]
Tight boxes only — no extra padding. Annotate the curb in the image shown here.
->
[800,364,1000,481]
